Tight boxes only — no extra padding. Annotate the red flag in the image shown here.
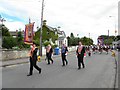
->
[24,22,35,44]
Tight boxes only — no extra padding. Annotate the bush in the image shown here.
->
[2,36,17,49]
[43,41,51,47]
[52,44,58,49]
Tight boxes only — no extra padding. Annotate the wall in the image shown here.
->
[1,46,77,61]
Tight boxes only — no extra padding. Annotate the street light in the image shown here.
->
[39,0,45,56]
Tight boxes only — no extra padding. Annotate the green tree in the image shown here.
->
[2,36,17,49]
[99,35,115,45]
[0,24,10,36]
[80,36,93,45]
[34,24,58,46]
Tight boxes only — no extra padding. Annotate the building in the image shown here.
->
[43,20,68,48]
[10,30,24,38]
[55,31,68,48]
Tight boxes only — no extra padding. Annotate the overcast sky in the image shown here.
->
[0,0,119,44]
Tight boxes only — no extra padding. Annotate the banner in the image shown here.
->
[24,22,35,44]
[97,36,104,46]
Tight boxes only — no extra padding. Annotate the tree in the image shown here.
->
[80,37,93,45]
[98,35,115,45]
[2,36,17,49]
[0,24,10,36]
[33,24,58,46]
[70,33,74,38]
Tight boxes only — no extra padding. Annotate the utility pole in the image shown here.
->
[108,30,109,45]
[89,33,90,46]
[109,16,117,41]
[39,0,45,56]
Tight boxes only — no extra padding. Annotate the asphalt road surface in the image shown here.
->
[2,51,117,88]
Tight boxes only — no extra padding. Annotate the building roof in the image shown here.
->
[44,24,66,37]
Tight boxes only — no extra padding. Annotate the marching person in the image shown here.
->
[46,44,54,65]
[76,42,86,69]
[27,42,41,76]
[61,44,68,66]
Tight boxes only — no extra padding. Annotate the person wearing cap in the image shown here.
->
[76,42,86,69]
[27,42,41,76]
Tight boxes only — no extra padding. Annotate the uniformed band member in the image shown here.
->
[76,42,86,69]
[46,44,54,65]
[27,42,41,76]
[61,44,68,66]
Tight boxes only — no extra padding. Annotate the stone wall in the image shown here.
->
[2,50,30,61]
[1,46,77,61]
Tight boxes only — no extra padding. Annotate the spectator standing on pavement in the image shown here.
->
[76,42,86,69]
[27,42,41,76]
[46,44,54,65]
[61,44,68,66]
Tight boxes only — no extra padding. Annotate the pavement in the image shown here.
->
[1,51,118,88]
[1,54,61,68]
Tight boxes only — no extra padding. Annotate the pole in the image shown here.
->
[109,16,117,41]
[89,33,90,46]
[108,30,109,45]
[39,0,44,56]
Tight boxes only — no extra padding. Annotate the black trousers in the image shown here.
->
[77,54,85,68]
[29,57,41,75]
[61,53,68,66]
[46,53,53,64]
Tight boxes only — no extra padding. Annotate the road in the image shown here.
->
[1,51,117,88]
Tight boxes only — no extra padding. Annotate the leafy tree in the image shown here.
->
[34,24,58,46]
[2,36,17,49]
[99,35,115,45]
[70,33,74,38]
[68,33,93,46]
[116,35,120,41]
[80,37,93,45]
[0,24,10,36]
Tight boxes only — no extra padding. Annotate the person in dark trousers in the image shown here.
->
[27,42,41,76]
[76,42,86,69]
[61,44,68,66]
[46,44,53,65]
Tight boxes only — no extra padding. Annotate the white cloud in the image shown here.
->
[0,0,119,44]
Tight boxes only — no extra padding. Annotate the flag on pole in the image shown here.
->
[24,22,35,44]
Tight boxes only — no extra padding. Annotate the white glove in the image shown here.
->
[52,54,53,57]
[65,53,67,56]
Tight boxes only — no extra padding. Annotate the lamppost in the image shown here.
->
[39,0,45,56]
[0,15,6,49]
[109,16,117,41]
[0,15,6,35]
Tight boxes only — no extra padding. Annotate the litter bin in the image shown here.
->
[54,47,60,55]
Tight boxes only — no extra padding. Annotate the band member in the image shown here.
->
[76,42,86,69]
[27,42,41,76]
[61,44,68,66]
[46,44,54,65]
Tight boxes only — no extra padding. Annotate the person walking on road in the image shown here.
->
[27,42,41,76]
[61,44,68,66]
[76,42,86,69]
[46,44,54,65]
